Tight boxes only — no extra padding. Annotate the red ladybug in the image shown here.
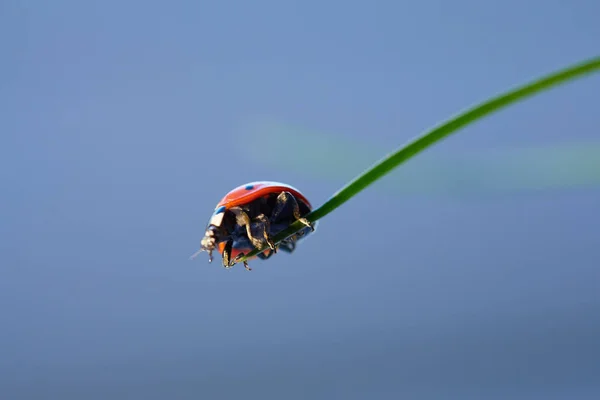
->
[193,181,316,270]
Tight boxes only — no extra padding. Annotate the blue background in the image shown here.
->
[2,1,599,398]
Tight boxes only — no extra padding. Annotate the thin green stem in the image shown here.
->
[237,56,600,264]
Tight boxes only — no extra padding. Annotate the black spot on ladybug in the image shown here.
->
[214,206,226,214]
[244,184,254,190]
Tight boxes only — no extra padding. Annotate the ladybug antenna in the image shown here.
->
[189,248,204,260]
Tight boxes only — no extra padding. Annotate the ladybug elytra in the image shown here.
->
[192,181,316,270]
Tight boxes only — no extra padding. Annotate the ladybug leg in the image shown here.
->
[221,239,234,269]
[277,239,296,254]
[229,207,276,252]
[232,253,252,271]
[251,214,277,251]
[221,240,252,271]
[271,191,314,231]
[257,249,274,260]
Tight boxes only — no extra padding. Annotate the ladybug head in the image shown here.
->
[190,205,229,263]
[201,225,219,257]
[189,224,221,262]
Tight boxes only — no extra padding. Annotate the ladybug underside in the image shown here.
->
[200,191,314,270]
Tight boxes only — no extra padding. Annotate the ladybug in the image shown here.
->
[193,181,316,270]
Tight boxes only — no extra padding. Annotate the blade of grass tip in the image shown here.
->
[237,55,600,264]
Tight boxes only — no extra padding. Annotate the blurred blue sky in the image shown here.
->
[2,1,600,399]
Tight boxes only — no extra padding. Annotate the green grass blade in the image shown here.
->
[240,122,600,195]
[236,56,600,264]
